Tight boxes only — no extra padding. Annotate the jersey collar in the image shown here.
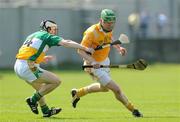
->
[97,22,112,33]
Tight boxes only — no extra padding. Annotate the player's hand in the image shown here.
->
[85,47,95,55]
[43,55,56,63]
[93,63,101,69]
[27,60,37,72]
[119,47,127,56]
[91,61,101,69]
[114,45,127,56]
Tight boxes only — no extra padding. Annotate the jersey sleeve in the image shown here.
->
[47,34,63,47]
[81,31,94,47]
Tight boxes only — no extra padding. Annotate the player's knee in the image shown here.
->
[55,80,61,86]
[52,78,61,87]
[107,83,121,94]
[102,87,109,92]
[103,89,109,92]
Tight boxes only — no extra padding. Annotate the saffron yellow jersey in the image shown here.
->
[16,30,62,64]
[81,23,113,62]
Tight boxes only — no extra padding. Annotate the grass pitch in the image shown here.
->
[0,64,180,122]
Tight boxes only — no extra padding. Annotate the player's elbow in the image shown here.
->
[77,49,84,55]
[59,39,71,47]
[59,40,66,47]
[77,49,80,54]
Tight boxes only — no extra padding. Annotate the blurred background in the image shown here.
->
[0,0,179,69]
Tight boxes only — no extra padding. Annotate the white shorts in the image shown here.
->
[14,59,44,83]
[85,58,111,86]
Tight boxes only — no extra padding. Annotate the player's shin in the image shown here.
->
[121,95,136,112]
[86,83,108,93]
[76,87,89,97]
[116,92,135,112]
[125,102,135,112]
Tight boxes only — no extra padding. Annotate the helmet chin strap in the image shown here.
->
[100,24,112,33]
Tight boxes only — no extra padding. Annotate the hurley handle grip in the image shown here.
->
[85,41,121,55]
[85,51,92,55]
[82,65,104,70]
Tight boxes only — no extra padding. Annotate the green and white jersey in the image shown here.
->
[16,30,63,64]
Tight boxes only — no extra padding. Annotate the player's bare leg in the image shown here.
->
[71,83,109,108]
[105,80,143,117]
[34,70,61,95]
[26,70,62,117]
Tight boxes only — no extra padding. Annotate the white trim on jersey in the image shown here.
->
[30,38,49,52]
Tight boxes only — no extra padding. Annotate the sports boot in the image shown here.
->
[71,89,80,108]
[26,97,39,114]
[43,107,62,117]
[132,109,143,117]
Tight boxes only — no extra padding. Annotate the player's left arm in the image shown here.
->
[59,39,93,54]
[111,33,127,56]
[113,44,127,56]
[47,34,93,54]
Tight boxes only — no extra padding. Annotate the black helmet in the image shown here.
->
[40,20,57,31]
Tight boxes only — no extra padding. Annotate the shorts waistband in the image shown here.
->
[16,59,27,62]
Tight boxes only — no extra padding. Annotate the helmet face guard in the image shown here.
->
[40,20,57,31]
[101,9,116,22]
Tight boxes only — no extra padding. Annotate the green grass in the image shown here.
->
[0,64,180,122]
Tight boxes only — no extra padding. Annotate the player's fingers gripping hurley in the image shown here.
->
[95,33,130,50]
[86,48,95,54]
[86,34,130,55]
[117,46,127,56]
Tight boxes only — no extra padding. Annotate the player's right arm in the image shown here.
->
[58,39,93,54]
[78,49,95,63]
[77,32,100,69]
[77,32,95,63]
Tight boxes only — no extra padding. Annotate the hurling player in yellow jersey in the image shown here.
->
[71,9,143,117]
[14,20,93,117]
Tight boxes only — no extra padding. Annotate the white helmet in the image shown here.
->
[40,20,57,31]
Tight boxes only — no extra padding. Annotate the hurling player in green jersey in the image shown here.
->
[14,20,93,117]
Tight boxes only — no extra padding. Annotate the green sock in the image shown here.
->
[41,104,49,114]
[31,92,42,103]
